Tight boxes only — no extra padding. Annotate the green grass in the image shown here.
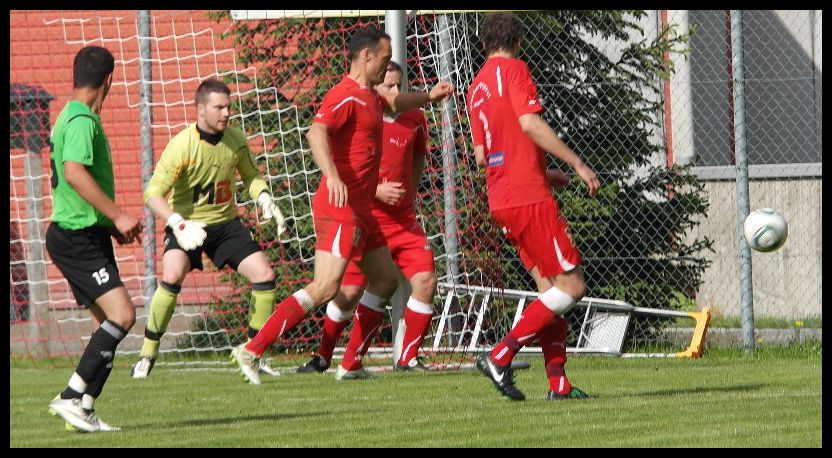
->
[10,347,822,447]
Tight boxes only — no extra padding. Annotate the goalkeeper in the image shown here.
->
[131,78,285,378]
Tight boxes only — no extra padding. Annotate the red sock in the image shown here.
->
[537,317,572,394]
[340,304,385,371]
[245,295,306,355]
[398,307,432,366]
[491,299,554,366]
[318,314,350,364]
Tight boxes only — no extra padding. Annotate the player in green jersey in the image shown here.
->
[46,45,144,433]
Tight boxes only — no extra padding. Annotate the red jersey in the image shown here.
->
[468,57,551,211]
[372,109,429,225]
[312,75,388,219]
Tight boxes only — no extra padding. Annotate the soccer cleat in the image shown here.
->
[296,354,330,373]
[92,416,122,432]
[395,356,432,372]
[335,364,372,380]
[130,356,156,379]
[64,415,122,432]
[230,344,262,385]
[258,358,281,377]
[546,387,592,400]
[48,396,98,432]
[475,353,526,401]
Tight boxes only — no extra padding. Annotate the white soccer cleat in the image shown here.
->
[92,417,122,432]
[258,358,281,377]
[231,344,262,385]
[49,396,98,432]
[335,364,372,380]
[130,356,156,379]
[64,415,122,432]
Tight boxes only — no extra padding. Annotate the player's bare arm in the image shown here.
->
[412,152,427,202]
[376,180,405,206]
[518,113,601,196]
[63,160,142,242]
[307,122,347,208]
[473,145,486,168]
[382,82,454,114]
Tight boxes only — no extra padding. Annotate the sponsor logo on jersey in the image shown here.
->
[487,151,505,167]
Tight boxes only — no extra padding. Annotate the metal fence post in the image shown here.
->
[139,10,157,302]
[730,10,755,352]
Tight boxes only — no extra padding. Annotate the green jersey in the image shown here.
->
[144,125,268,225]
[49,100,115,230]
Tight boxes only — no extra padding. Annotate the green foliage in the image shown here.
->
[519,11,711,305]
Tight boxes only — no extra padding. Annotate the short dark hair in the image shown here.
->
[386,60,403,74]
[480,12,524,55]
[348,26,391,61]
[73,46,115,89]
[195,78,231,105]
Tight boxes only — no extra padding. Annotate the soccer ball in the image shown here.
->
[743,208,788,252]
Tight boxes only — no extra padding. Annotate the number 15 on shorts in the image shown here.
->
[92,267,110,285]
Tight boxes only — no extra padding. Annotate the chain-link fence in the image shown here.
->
[9,10,821,365]
[667,10,822,325]
[403,11,821,354]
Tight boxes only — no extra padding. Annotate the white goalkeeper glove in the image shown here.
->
[257,192,286,238]
[166,213,207,251]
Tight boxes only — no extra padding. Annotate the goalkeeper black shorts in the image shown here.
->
[163,217,261,271]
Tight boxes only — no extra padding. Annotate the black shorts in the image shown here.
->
[163,218,261,271]
[45,224,124,308]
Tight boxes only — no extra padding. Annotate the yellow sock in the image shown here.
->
[141,282,178,358]
[249,284,276,336]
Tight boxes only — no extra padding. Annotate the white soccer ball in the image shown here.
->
[743,208,788,252]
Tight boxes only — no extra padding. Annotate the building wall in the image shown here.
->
[688,179,822,318]
[10,10,240,307]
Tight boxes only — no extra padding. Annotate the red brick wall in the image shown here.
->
[10,10,243,307]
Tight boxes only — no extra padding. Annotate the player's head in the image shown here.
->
[374,61,403,98]
[195,78,232,134]
[73,46,115,94]
[348,25,392,85]
[480,12,523,56]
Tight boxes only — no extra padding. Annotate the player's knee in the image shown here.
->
[574,281,587,300]
[161,271,186,286]
[309,281,340,305]
[248,266,275,284]
[552,268,586,301]
[338,287,364,308]
[112,306,136,331]
[411,272,437,298]
[560,276,586,300]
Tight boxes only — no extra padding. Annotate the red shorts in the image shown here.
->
[313,211,386,260]
[341,219,435,287]
[491,199,581,278]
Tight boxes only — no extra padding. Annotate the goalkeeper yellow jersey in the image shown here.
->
[144,124,269,225]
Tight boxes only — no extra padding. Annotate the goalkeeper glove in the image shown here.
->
[257,192,286,238]
[167,213,207,251]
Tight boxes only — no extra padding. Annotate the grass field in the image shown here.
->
[10,346,822,447]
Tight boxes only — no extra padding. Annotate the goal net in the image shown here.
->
[10,10,712,370]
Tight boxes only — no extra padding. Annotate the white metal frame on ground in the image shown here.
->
[425,282,711,359]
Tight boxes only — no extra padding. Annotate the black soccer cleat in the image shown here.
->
[475,352,526,401]
[395,356,432,372]
[296,354,330,373]
[546,386,592,400]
